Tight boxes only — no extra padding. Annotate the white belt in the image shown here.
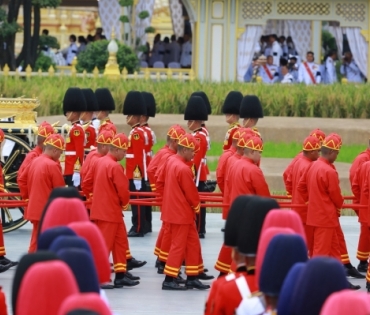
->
[201,158,207,163]
[146,152,152,157]
[126,154,134,158]
[65,151,76,155]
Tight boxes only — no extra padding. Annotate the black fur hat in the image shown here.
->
[222,91,243,115]
[191,91,211,115]
[123,91,147,116]
[142,92,156,117]
[63,87,87,114]
[95,88,115,111]
[81,88,99,112]
[184,96,208,121]
[240,95,263,118]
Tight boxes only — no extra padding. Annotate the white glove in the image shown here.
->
[133,179,142,191]
[72,172,81,187]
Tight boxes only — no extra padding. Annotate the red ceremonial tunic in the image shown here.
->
[126,125,146,180]
[98,118,117,135]
[350,149,370,185]
[19,154,65,221]
[229,157,270,203]
[83,123,97,149]
[352,161,370,223]
[64,121,85,175]
[80,150,103,196]
[90,154,130,223]
[147,145,170,189]
[289,155,313,223]
[201,126,211,176]
[213,272,258,315]
[216,146,236,194]
[223,123,240,151]
[141,124,155,166]
[223,152,242,214]
[159,155,200,224]
[155,150,177,196]
[193,128,208,182]
[17,146,43,180]
[298,157,343,228]
[283,152,303,195]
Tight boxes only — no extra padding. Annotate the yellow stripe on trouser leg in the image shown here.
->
[114,263,127,273]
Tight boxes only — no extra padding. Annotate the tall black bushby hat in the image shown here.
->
[142,92,156,117]
[81,88,99,112]
[222,91,243,115]
[224,195,254,247]
[184,96,208,121]
[259,234,308,297]
[191,91,211,115]
[63,88,87,114]
[123,91,147,116]
[237,197,280,255]
[240,95,263,118]
[95,88,116,111]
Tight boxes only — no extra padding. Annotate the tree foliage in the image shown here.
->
[34,53,55,71]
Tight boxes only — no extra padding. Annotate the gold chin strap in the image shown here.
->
[66,112,73,121]
[127,115,132,125]
[188,121,195,130]
[243,118,250,128]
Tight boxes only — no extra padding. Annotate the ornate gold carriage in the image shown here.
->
[0,96,67,233]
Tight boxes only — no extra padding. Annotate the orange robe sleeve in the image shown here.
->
[112,164,130,210]
[180,166,201,212]
[251,167,271,197]
[297,169,309,203]
[17,164,30,200]
[327,169,344,210]
[216,151,233,194]
[352,171,361,204]
[82,162,95,198]
[155,162,166,196]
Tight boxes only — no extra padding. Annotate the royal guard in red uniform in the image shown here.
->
[221,91,243,151]
[63,88,86,187]
[283,128,325,193]
[285,136,321,251]
[184,95,209,238]
[211,197,281,315]
[18,122,55,179]
[0,129,18,270]
[239,95,263,133]
[81,88,98,154]
[95,88,117,135]
[123,91,148,237]
[90,133,141,288]
[18,134,65,252]
[140,92,157,233]
[350,140,370,272]
[159,133,209,290]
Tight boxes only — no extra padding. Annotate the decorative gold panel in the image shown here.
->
[241,1,272,20]
[336,3,366,22]
[276,2,330,15]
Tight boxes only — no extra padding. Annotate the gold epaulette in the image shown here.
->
[82,121,91,131]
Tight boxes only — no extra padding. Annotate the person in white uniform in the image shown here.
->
[324,50,338,84]
[279,36,289,60]
[259,55,279,84]
[340,52,365,83]
[270,34,283,67]
[149,34,165,67]
[180,34,192,68]
[280,64,295,84]
[66,35,78,65]
[167,35,181,64]
[298,51,322,85]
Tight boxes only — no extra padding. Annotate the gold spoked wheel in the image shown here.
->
[1,134,31,233]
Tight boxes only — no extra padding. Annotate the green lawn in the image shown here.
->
[151,140,365,172]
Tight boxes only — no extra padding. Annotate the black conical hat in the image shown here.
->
[95,88,115,111]
[123,91,147,116]
[191,91,211,115]
[142,92,156,117]
[184,96,208,121]
[81,88,99,112]
[63,87,87,114]
[222,91,243,115]
[240,95,263,118]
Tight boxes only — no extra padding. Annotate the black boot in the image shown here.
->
[114,272,140,288]
[357,261,368,273]
[348,281,360,290]
[347,266,365,279]
[126,271,140,280]
[162,276,187,290]
[127,257,147,270]
[186,277,210,290]
[0,256,18,268]
[198,272,215,280]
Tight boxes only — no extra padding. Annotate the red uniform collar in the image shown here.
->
[242,156,255,164]
[35,146,43,155]
[107,153,118,162]
[131,123,140,129]
[318,156,335,168]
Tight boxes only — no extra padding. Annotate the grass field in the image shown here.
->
[151,140,365,172]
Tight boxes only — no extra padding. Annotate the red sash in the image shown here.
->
[262,65,273,81]
[303,62,316,84]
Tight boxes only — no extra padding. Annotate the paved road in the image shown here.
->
[1,213,366,314]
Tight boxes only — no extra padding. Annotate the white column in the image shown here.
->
[311,21,322,62]
[211,24,223,81]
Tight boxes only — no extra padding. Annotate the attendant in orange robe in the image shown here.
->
[221,91,243,151]
[95,88,117,135]
[209,197,278,315]
[90,133,140,288]
[160,134,209,291]
[81,89,98,153]
[361,163,370,289]
[283,128,325,194]
[18,134,65,252]
[286,135,321,252]
[298,135,343,260]
[350,140,370,271]
[17,122,55,180]
[63,88,86,187]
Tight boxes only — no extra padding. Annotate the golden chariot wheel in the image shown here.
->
[1,133,32,233]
